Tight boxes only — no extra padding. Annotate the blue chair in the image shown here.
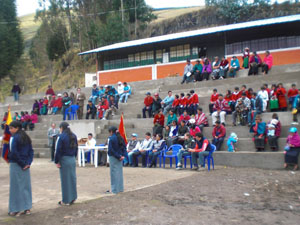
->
[163,144,182,168]
[69,104,79,120]
[148,145,167,168]
[183,154,193,169]
[203,144,216,171]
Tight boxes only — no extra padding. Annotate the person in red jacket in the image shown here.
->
[153,109,165,136]
[209,89,219,114]
[178,110,191,124]
[212,120,226,150]
[276,83,287,111]
[212,94,231,126]
[142,92,154,118]
[190,90,199,116]
[52,94,63,114]
[186,93,193,115]
[97,96,109,120]
[171,95,180,115]
[179,93,187,115]
[288,84,298,110]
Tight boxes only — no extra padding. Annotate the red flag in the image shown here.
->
[118,113,128,145]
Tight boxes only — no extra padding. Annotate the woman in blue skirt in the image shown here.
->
[108,126,126,194]
[55,122,78,205]
[8,121,34,216]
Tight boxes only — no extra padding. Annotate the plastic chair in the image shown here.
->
[203,144,216,171]
[69,104,79,120]
[148,145,167,168]
[183,154,193,169]
[163,144,182,168]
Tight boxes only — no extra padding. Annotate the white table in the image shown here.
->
[78,145,108,168]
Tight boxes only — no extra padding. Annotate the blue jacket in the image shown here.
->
[55,132,78,163]
[293,94,300,108]
[254,96,263,113]
[9,133,34,168]
[108,133,126,160]
[92,88,99,96]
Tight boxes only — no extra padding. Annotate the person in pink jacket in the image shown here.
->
[262,51,273,75]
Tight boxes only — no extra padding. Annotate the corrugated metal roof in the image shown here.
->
[79,15,300,55]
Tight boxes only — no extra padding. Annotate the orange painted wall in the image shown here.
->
[98,49,300,84]
[156,62,188,79]
[228,49,300,68]
[99,66,152,85]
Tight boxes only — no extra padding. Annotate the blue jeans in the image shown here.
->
[177,150,191,165]
[89,96,98,105]
[248,111,262,124]
[13,92,19,101]
[228,67,239,77]
[212,137,225,151]
[192,151,209,167]
[120,93,130,103]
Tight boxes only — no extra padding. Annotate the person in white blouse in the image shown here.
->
[85,133,96,163]
[258,86,269,112]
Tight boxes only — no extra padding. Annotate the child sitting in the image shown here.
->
[267,119,278,137]
[227,132,238,152]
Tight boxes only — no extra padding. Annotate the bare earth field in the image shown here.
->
[1,159,300,225]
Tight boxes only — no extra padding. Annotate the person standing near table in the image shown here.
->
[8,121,34,216]
[76,88,86,120]
[55,122,78,205]
[108,126,126,194]
[48,123,59,162]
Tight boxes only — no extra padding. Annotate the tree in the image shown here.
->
[0,0,23,80]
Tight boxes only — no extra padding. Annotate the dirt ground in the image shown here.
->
[1,159,300,225]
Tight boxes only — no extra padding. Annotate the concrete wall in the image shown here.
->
[97,47,300,85]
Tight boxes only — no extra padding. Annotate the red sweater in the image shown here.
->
[54,98,63,108]
[212,125,226,138]
[210,93,219,103]
[153,114,165,126]
[179,97,187,106]
[172,99,180,107]
[191,93,199,104]
[232,92,240,101]
[288,89,298,98]
[187,97,193,106]
[224,94,232,102]
[144,96,154,107]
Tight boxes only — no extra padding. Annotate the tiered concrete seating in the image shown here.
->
[0,63,299,169]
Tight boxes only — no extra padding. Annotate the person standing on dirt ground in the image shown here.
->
[8,121,34,217]
[55,122,78,206]
[76,88,86,120]
[48,123,59,162]
[107,126,126,194]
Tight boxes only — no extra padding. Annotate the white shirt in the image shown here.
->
[258,90,269,101]
[139,138,153,151]
[117,85,124,95]
[85,138,96,147]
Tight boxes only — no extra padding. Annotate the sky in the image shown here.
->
[16,0,205,17]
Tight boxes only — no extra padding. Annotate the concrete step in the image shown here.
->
[214,151,284,169]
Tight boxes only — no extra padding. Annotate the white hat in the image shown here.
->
[57,93,62,97]
[230,132,238,139]
[118,81,122,84]
[189,118,195,124]
[104,85,108,88]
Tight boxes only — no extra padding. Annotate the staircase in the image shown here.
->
[1,63,300,169]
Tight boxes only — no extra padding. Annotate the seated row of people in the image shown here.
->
[1,111,38,131]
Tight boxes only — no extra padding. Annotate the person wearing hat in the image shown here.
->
[193,59,203,82]
[124,133,140,166]
[228,56,240,78]
[227,132,238,152]
[152,93,162,116]
[55,122,78,205]
[142,92,154,118]
[284,127,300,170]
[117,81,124,97]
[52,94,63,114]
[119,82,132,103]
[89,84,99,105]
[181,58,194,84]
[242,47,250,69]
[107,126,126,193]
